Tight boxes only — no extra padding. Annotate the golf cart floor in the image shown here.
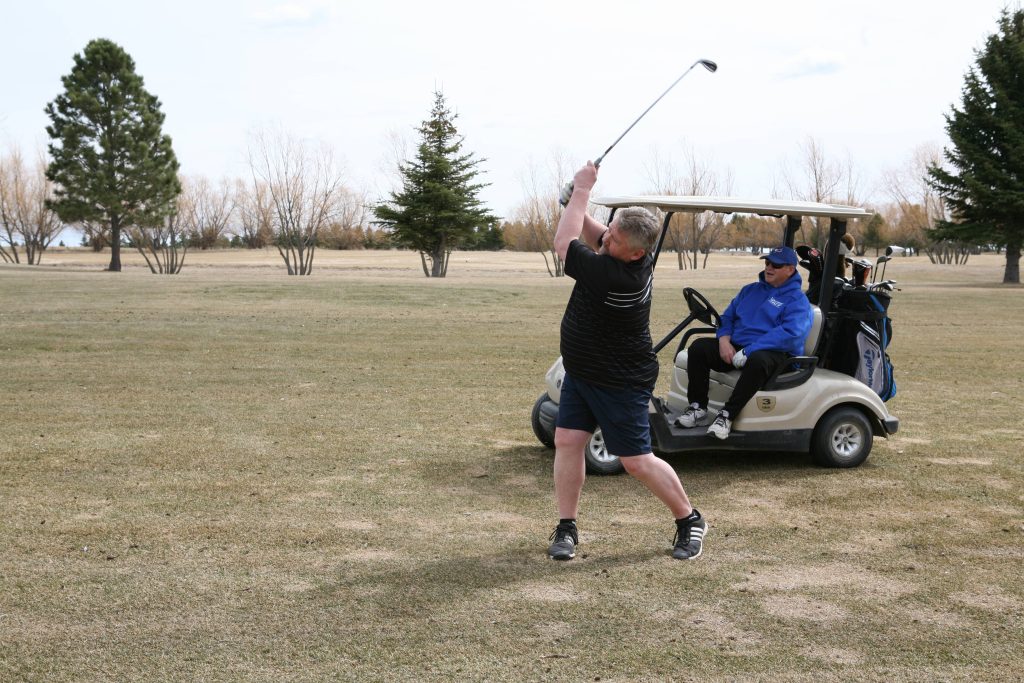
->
[651,398,813,454]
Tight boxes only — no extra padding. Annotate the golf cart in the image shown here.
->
[530,196,899,474]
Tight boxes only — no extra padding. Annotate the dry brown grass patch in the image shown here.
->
[2,250,1022,681]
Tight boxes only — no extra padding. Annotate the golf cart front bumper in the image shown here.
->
[882,416,899,435]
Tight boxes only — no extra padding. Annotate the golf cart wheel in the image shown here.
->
[812,406,873,468]
[531,393,555,448]
[586,429,624,475]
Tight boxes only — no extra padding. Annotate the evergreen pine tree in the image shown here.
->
[927,9,1024,283]
[861,212,887,256]
[469,222,505,251]
[375,91,497,277]
[45,38,181,272]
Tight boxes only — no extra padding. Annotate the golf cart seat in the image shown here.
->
[674,305,823,392]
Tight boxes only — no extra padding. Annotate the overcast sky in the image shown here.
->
[1,0,1017,219]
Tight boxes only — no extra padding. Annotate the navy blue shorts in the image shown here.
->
[555,373,653,457]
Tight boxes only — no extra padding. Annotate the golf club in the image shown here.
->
[872,255,891,284]
[850,258,873,288]
[559,59,718,206]
[880,245,905,281]
[869,280,898,295]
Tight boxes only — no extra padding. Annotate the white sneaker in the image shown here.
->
[707,411,732,440]
[675,403,708,428]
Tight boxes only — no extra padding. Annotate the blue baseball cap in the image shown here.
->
[759,246,798,266]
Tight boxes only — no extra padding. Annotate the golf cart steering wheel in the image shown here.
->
[683,287,721,327]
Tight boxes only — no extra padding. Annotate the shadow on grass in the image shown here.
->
[498,444,837,488]
[336,445,862,620]
[404,443,868,512]
[332,542,668,622]
[665,448,813,472]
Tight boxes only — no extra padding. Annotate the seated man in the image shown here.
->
[676,246,813,439]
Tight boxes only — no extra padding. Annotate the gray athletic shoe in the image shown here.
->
[673,512,708,560]
[548,521,578,561]
[707,411,732,440]
[676,403,708,428]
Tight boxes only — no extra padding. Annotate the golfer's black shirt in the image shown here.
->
[560,239,658,391]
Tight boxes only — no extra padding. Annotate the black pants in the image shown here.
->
[686,337,789,418]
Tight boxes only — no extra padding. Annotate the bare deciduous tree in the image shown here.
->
[512,151,575,277]
[76,219,110,251]
[377,128,411,196]
[882,144,959,262]
[0,155,18,263]
[779,136,860,248]
[184,176,235,249]
[235,178,274,249]
[0,148,63,265]
[247,129,347,275]
[510,195,563,276]
[644,144,733,268]
[318,187,372,249]
[126,192,188,274]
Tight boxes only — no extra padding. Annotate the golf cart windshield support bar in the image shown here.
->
[819,218,846,321]
[784,215,802,248]
[651,211,674,268]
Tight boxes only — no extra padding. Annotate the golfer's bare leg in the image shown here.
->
[619,453,693,519]
[553,427,590,519]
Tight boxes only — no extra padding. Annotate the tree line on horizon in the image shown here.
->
[2,12,1023,282]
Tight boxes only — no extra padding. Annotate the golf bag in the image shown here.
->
[825,289,896,402]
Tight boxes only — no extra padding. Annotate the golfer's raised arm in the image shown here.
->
[554,162,599,261]
[581,213,608,250]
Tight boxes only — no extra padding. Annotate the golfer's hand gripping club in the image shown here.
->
[559,181,575,207]
[559,162,599,207]
[559,159,601,207]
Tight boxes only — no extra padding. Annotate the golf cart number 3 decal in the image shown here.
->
[757,397,776,412]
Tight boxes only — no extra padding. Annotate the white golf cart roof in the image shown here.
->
[593,196,871,219]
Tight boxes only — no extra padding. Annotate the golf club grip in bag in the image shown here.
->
[826,290,896,402]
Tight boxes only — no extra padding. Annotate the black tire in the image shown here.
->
[585,429,624,475]
[811,406,873,468]
[531,393,555,448]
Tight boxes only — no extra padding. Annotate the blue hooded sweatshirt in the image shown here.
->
[717,270,812,356]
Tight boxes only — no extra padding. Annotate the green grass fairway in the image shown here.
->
[2,251,1022,681]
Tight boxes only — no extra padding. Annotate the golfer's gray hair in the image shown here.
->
[615,206,659,254]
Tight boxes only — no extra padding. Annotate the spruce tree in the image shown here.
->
[860,213,887,256]
[45,38,181,272]
[927,9,1024,283]
[375,91,497,277]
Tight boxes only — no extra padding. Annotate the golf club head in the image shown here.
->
[577,56,718,197]
[873,255,891,282]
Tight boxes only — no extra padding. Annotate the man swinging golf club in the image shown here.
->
[547,161,707,561]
